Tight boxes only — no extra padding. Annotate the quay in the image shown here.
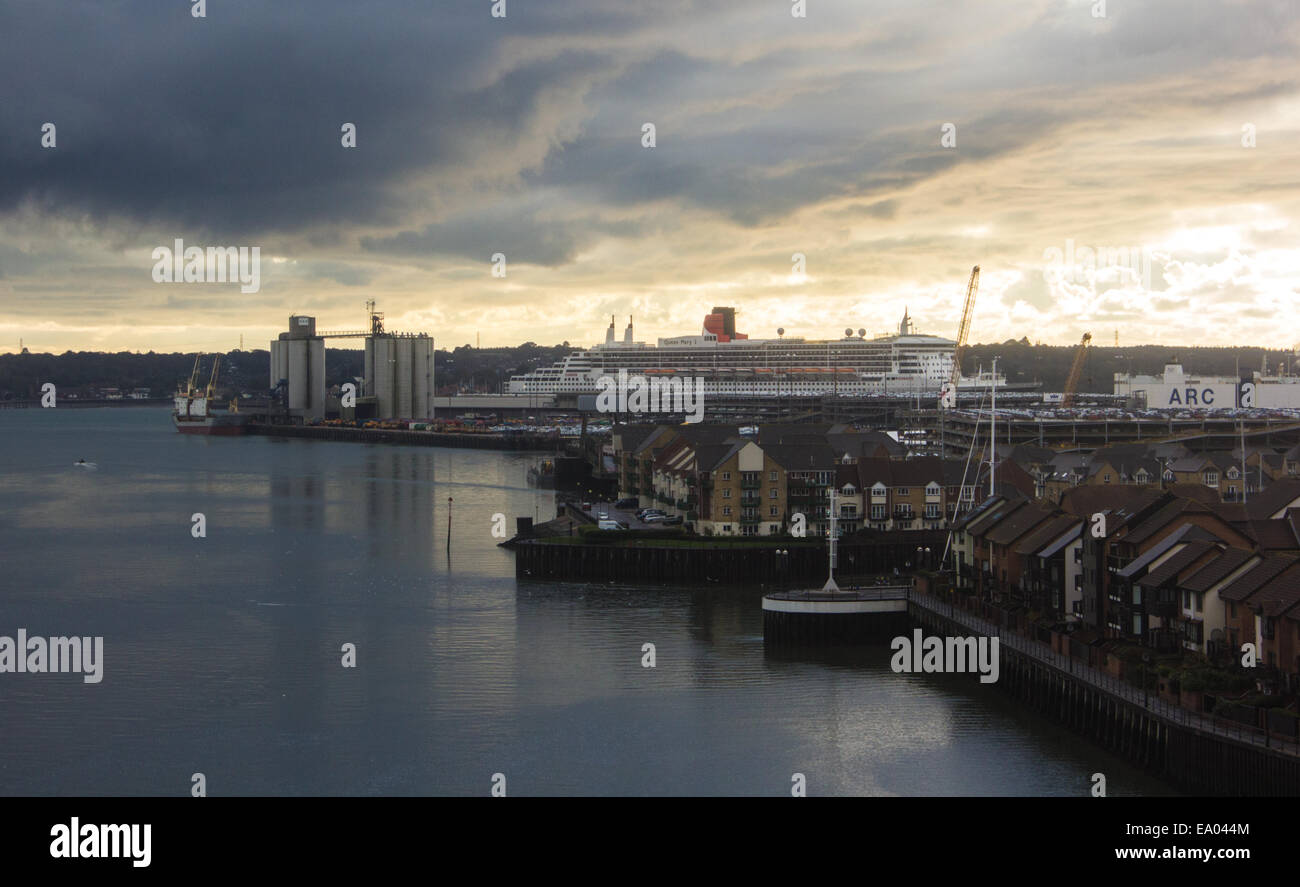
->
[247,422,560,451]
[764,583,1300,795]
[512,530,948,585]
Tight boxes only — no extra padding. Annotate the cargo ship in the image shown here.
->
[527,459,557,488]
[173,353,250,435]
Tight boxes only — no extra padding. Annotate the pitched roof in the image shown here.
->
[1015,514,1081,556]
[1136,541,1219,588]
[1118,524,1212,579]
[953,495,1004,530]
[612,424,664,453]
[1234,519,1299,551]
[1219,555,1300,603]
[965,498,1028,537]
[1253,569,1300,618]
[1123,498,1230,547]
[1180,547,1256,593]
[825,429,906,460]
[763,442,837,471]
[1037,520,1085,558]
[985,503,1056,546]
[1058,486,1164,521]
[1244,478,1300,520]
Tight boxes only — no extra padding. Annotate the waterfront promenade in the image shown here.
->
[907,588,1300,758]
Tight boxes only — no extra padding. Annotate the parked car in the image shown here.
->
[614,498,638,510]
[597,519,625,530]
[643,513,668,523]
[661,516,683,526]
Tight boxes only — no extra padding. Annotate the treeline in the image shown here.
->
[0,342,572,400]
[0,341,1289,401]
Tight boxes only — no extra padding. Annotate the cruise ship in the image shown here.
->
[508,307,995,398]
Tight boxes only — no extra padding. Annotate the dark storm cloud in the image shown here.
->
[361,203,645,266]
[0,1,638,239]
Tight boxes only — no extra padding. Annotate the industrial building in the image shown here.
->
[270,315,327,420]
[1115,363,1300,410]
[364,333,434,420]
[269,306,434,422]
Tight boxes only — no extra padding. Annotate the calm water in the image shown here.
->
[0,407,1171,795]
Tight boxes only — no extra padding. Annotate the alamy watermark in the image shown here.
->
[50,818,150,867]
[595,369,704,423]
[0,629,103,683]
[890,629,999,683]
[151,238,261,293]
[1042,238,1154,291]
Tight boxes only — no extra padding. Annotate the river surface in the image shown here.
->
[0,407,1172,795]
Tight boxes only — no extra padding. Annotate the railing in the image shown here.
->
[906,588,1300,757]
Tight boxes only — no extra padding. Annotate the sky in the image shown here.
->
[1,0,1298,354]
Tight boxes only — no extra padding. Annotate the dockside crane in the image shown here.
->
[180,352,204,397]
[205,354,221,398]
[939,265,979,409]
[1063,332,1092,407]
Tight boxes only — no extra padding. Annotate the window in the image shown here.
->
[768,488,777,499]
[721,472,730,481]
[1204,471,1218,487]
[1104,474,1112,484]
[870,504,886,520]
[924,504,940,519]
[722,525,732,533]
[1229,602,1236,618]
[1183,590,1191,610]
[769,506,778,516]
[723,506,732,516]
[896,487,909,497]
[722,489,731,498]
[769,470,778,481]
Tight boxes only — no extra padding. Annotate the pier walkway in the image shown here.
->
[907,588,1300,758]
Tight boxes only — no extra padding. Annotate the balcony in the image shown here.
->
[740,478,761,490]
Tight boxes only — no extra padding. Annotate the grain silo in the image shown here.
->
[270,315,326,420]
[364,333,433,420]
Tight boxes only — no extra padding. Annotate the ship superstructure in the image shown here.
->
[508,308,984,397]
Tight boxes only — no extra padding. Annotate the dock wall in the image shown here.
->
[908,592,1300,795]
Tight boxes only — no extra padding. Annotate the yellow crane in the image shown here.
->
[179,352,204,397]
[205,355,221,399]
[940,265,979,408]
[1063,332,1092,407]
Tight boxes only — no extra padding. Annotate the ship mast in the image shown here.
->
[823,485,839,593]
